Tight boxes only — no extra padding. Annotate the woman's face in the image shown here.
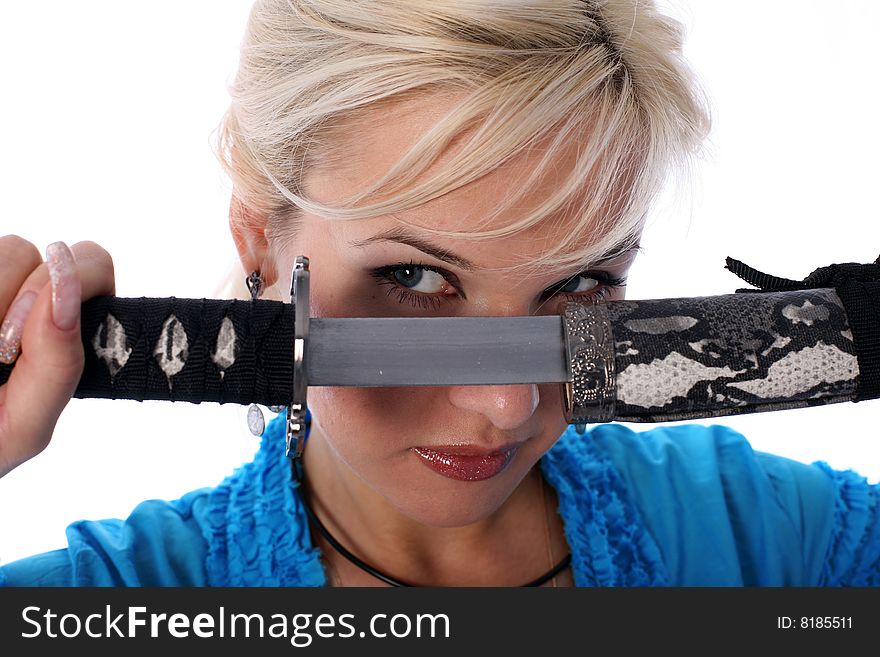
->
[275,94,639,528]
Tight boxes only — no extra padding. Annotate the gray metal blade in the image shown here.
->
[307,316,568,386]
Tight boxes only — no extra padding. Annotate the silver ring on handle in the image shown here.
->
[561,301,617,427]
[287,256,310,459]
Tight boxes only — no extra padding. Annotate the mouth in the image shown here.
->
[411,444,520,481]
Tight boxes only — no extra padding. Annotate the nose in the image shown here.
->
[446,383,540,432]
[443,295,548,431]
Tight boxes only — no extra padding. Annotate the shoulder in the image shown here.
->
[587,422,836,510]
[550,421,828,501]
[547,423,843,585]
[0,488,214,587]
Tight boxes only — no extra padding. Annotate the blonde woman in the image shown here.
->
[0,0,877,586]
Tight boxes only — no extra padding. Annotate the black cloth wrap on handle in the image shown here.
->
[0,297,296,406]
[82,297,295,405]
[725,255,880,402]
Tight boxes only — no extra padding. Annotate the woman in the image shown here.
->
[0,0,877,586]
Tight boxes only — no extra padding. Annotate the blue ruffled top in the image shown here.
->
[2,413,878,586]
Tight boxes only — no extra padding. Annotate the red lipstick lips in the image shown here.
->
[412,444,518,481]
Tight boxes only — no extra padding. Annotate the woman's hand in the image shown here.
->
[0,236,115,478]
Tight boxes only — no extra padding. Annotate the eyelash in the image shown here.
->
[369,261,628,311]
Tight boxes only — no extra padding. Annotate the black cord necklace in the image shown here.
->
[292,458,572,587]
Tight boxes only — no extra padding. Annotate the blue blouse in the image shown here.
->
[1,413,877,586]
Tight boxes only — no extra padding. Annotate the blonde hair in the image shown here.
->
[215,0,710,299]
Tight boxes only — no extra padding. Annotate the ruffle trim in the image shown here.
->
[203,413,326,586]
[813,462,880,586]
[540,427,667,586]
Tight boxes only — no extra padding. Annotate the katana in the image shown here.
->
[1,255,879,459]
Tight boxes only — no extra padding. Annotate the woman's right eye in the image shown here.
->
[390,266,448,293]
[369,262,461,311]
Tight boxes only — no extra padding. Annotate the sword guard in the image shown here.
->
[561,301,617,426]
[287,256,310,460]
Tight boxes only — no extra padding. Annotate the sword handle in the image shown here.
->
[0,296,296,406]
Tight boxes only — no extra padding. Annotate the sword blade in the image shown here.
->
[307,316,568,386]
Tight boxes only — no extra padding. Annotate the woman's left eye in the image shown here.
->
[557,275,601,295]
[547,272,627,305]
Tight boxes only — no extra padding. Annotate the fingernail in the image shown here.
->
[0,290,38,364]
[46,241,81,331]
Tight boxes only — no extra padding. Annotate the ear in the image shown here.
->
[228,196,279,288]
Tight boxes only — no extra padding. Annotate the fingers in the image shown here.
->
[13,240,116,306]
[0,235,44,366]
[0,237,116,477]
[0,235,42,319]
[0,238,115,365]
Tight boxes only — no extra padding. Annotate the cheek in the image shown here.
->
[308,387,387,449]
[534,382,569,445]
[308,386,439,457]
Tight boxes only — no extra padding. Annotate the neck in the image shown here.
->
[299,425,569,587]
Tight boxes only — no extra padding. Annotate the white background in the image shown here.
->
[0,1,878,565]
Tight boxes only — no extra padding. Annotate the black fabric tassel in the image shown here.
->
[726,254,880,402]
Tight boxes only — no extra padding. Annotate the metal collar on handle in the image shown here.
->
[286,256,310,460]
[561,301,617,429]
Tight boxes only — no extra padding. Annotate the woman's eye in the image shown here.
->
[369,262,460,311]
[391,266,448,293]
[557,275,600,295]
[545,271,628,305]
[369,262,626,312]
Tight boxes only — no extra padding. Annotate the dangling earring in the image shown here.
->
[246,270,267,436]
[245,270,264,301]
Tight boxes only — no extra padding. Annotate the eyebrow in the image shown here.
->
[349,228,478,271]
[349,227,640,273]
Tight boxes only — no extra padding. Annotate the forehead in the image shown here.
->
[303,90,616,271]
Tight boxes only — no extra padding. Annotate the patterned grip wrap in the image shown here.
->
[610,288,858,422]
[0,288,863,422]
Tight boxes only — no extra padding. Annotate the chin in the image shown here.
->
[376,463,526,528]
